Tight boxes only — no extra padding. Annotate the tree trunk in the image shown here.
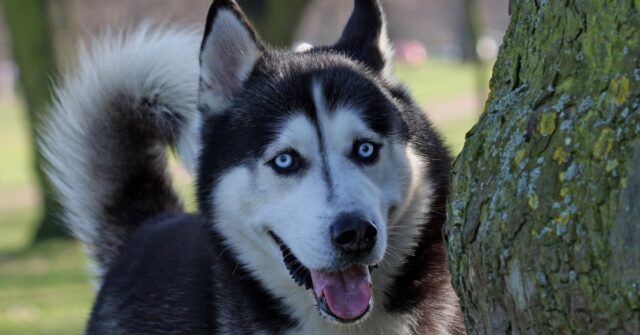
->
[48,0,78,65]
[237,0,311,47]
[461,0,481,63]
[1,0,68,242]
[445,1,639,334]
[461,0,488,115]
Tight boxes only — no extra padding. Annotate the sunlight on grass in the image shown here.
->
[395,59,484,154]
[0,237,93,335]
[395,59,490,106]
[0,209,39,254]
[0,102,35,191]
[437,118,478,154]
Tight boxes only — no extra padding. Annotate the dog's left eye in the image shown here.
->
[275,153,293,168]
[269,150,305,175]
[352,140,381,164]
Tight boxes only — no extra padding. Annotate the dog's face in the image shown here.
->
[197,0,421,324]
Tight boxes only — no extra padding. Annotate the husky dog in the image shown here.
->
[42,0,465,333]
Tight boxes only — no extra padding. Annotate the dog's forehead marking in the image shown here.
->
[311,80,335,200]
[309,79,379,146]
[269,79,381,205]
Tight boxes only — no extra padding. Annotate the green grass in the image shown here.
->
[395,59,485,153]
[0,103,36,191]
[0,210,93,335]
[0,102,93,334]
[0,59,483,334]
[0,209,39,254]
[395,59,490,106]
[437,117,478,154]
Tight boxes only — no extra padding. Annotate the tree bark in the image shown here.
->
[1,0,68,241]
[445,1,640,334]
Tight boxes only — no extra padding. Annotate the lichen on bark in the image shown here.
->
[445,1,640,334]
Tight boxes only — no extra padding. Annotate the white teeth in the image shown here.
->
[314,286,324,299]
[364,266,372,284]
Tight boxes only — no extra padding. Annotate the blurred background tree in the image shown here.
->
[461,0,489,107]
[238,0,311,47]
[461,0,480,63]
[1,0,70,242]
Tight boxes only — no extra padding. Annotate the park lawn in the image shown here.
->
[0,102,36,192]
[0,59,482,335]
[395,59,490,107]
[438,117,478,154]
[0,209,93,335]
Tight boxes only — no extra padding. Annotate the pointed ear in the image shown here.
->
[333,0,393,75]
[199,0,265,114]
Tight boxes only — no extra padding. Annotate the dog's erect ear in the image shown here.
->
[199,0,265,114]
[333,0,393,75]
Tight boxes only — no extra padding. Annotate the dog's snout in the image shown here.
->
[331,213,377,255]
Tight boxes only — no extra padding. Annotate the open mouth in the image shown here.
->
[269,232,374,323]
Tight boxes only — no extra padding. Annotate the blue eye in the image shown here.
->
[358,142,375,158]
[269,150,305,175]
[352,140,380,164]
[274,153,293,169]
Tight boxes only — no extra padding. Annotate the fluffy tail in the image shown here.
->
[41,25,201,277]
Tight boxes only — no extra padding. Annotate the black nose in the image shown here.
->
[331,213,377,255]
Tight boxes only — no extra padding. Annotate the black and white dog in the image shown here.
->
[42,0,465,333]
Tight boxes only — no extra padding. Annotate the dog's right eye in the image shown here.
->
[351,139,381,165]
[268,150,305,175]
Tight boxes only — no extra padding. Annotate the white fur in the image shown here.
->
[199,9,262,114]
[376,5,395,79]
[211,81,435,334]
[41,25,201,277]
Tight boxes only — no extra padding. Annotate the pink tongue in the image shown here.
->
[310,265,372,320]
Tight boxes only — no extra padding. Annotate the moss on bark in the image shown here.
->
[445,1,640,333]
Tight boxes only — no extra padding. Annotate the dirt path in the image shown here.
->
[425,92,484,123]
[0,186,39,211]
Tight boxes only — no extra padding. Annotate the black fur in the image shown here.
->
[83,90,186,272]
[384,84,462,332]
[89,213,297,334]
[88,213,215,334]
[333,0,389,72]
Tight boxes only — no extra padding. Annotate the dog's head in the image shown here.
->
[197,0,428,324]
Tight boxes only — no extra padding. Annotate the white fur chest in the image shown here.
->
[285,307,416,335]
